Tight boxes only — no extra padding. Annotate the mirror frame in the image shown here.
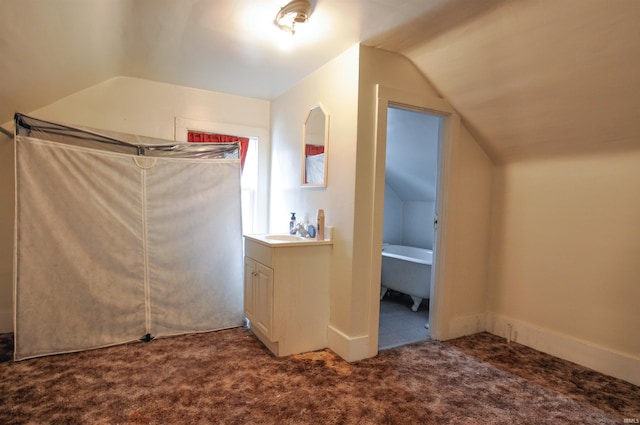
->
[301,103,329,188]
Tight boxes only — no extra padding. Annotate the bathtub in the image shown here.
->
[380,244,433,312]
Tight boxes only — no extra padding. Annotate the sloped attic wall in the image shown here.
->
[367,0,640,163]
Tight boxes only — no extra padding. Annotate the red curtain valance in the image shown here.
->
[305,144,324,156]
[188,131,249,170]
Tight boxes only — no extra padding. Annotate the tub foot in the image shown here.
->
[410,296,422,312]
[380,286,388,300]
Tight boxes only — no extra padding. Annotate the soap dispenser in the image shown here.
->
[289,212,296,235]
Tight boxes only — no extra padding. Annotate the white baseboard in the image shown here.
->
[486,313,640,387]
[448,313,486,339]
[327,325,370,362]
[0,308,12,333]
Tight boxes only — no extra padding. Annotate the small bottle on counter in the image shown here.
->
[289,212,296,235]
[316,209,325,240]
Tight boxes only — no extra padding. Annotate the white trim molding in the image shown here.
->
[327,325,370,362]
[448,313,487,339]
[486,313,640,387]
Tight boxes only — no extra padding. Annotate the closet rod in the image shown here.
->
[0,126,12,138]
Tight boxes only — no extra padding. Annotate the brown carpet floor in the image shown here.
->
[0,328,638,424]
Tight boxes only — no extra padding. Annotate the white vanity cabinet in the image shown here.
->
[244,257,274,340]
[243,235,332,357]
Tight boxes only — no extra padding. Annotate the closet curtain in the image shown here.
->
[13,114,244,360]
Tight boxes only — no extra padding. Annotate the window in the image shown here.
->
[175,117,269,234]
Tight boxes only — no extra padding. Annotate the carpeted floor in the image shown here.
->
[0,328,638,424]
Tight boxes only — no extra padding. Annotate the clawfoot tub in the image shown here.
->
[380,245,432,312]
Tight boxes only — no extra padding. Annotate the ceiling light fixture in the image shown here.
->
[274,0,312,35]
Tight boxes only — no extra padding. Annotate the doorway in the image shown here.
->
[368,85,459,355]
[378,106,444,349]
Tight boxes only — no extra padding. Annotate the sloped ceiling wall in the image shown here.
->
[386,107,440,202]
[366,0,640,163]
[0,0,125,127]
[0,0,449,127]
[1,0,638,164]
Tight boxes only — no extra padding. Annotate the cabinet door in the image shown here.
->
[243,257,256,322]
[253,262,274,340]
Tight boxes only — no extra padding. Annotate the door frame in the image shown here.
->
[369,85,460,350]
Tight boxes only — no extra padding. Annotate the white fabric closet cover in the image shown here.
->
[14,114,244,360]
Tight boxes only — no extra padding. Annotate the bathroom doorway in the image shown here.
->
[369,85,459,356]
[378,106,444,349]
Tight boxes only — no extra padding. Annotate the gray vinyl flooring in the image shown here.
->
[378,290,430,350]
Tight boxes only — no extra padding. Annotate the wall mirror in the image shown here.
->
[302,103,329,187]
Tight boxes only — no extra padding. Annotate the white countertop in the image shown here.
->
[244,233,333,248]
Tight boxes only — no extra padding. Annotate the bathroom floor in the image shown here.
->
[378,290,430,350]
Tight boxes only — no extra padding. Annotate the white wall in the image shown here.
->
[488,149,640,385]
[0,76,270,332]
[382,184,403,245]
[28,76,270,139]
[382,194,435,250]
[445,125,494,332]
[271,46,450,361]
[269,46,359,237]
[354,46,494,359]
[270,45,361,358]
[270,42,491,361]
[402,201,435,249]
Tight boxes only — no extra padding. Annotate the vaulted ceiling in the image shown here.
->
[0,0,449,125]
[366,0,640,162]
[1,0,638,163]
